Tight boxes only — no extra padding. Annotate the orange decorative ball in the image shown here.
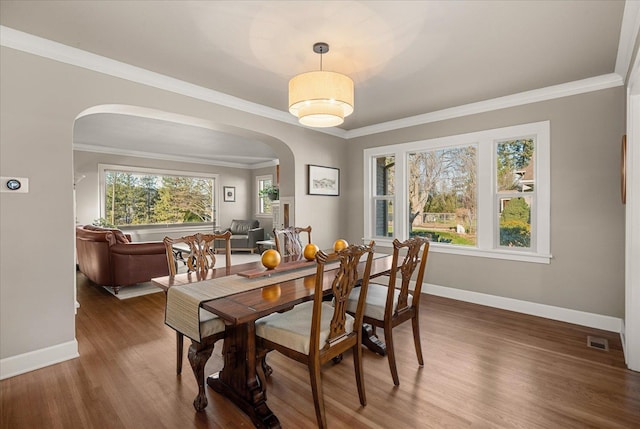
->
[333,239,349,252]
[261,285,281,302]
[261,249,281,270]
[304,276,316,290]
[303,243,319,261]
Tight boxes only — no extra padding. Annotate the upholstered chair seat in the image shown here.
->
[199,308,226,338]
[346,282,413,321]
[256,301,355,355]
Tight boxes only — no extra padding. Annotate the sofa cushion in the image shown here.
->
[229,219,259,235]
[82,225,130,243]
[230,235,249,241]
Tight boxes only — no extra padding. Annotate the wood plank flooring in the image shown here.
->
[2,273,639,428]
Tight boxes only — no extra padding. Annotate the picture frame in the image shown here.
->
[223,186,236,202]
[308,164,340,196]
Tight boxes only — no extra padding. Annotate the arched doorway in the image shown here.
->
[73,104,296,229]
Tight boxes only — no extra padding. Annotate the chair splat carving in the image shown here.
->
[273,225,312,256]
[347,236,430,386]
[256,242,375,428]
[162,230,232,409]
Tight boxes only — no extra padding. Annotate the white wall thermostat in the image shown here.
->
[1,177,29,193]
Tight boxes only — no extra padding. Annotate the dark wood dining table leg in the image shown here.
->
[207,322,280,429]
[362,323,387,356]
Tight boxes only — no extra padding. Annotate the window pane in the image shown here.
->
[375,156,395,196]
[499,196,532,248]
[259,178,273,215]
[408,146,477,245]
[374,199,394,237]
[104,171,214,227]
[497,139,534,193]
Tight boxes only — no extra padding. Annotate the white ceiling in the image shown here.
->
[0,1,632,166]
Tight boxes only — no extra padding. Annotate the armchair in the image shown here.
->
[216,219,264,253]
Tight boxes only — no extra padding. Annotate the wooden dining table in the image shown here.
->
[152,253,393,429]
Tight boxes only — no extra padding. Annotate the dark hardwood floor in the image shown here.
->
[2,273,639,428]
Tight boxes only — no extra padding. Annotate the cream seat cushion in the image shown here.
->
[255,301,355,355]
[346,279,413,320]
[199,308,225,338]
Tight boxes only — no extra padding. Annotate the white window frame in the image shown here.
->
[98,163,219,230]
[363,121,551,264]
[371,154,396,238]
[255,174,273,218]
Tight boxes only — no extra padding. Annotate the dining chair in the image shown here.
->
[272,225,312,256]
[346,237,430,386]
[163,231,232,376]
[255,242,375,429]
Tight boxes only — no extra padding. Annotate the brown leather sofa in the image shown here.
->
[76,225,169,294]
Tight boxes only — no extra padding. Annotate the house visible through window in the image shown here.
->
[364,121,550,263]
[496,138,535,249]
[99,165,217,227]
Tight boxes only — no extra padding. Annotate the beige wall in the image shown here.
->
[0,46,346,362]
[346,87,626,317]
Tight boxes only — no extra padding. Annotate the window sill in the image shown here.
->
[120,223,217,234]
[366,237,552,264]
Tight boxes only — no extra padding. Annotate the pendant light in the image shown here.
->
[288,42,354,128]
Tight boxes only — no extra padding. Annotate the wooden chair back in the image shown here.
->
[255,241,375,428]
[162,231,231,381]
[312,242,374,355]
[272,225,312,256]
[163,231,232,276]
[387,237,430,315]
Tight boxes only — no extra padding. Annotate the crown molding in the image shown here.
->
[615,0,640,81]
[73,143,277,169]
[345,73,624,139]
[0,25,347,139]
[0,25,628,141]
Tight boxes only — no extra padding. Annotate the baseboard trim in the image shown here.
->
[620,319,627,363]
[0,340,79,380]
[423,283,623,333]
[0,286,622,380]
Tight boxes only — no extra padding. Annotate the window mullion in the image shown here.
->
[397,151,407,240]
[477,139,493,250]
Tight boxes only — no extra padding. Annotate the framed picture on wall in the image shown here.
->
[223,186,236,202]
[308,165,340,196]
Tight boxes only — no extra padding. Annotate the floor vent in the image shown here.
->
[587,336,609,351]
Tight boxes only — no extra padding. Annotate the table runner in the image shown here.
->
[165,253,386,342]
[166,265,321,341]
